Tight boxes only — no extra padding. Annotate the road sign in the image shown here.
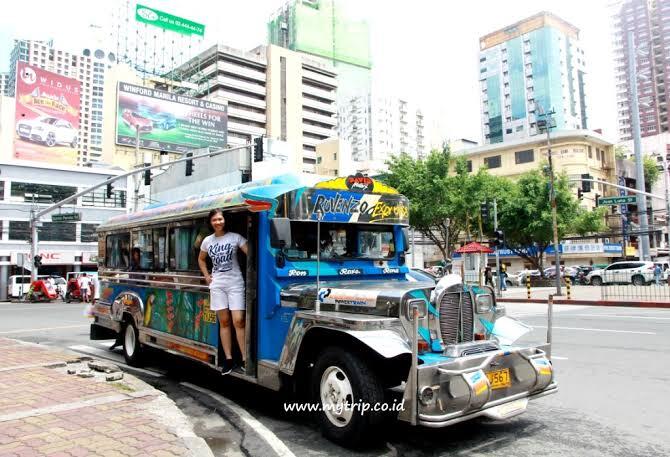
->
[51,212,81,222]
[598,196,637,206]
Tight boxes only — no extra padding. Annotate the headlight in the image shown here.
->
[475,294,493,313]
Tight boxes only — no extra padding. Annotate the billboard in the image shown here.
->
[14,63,81,166]
[135,3,205,37]
[116,83,227,153]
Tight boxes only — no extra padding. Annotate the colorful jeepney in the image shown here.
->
[91,173,556,446]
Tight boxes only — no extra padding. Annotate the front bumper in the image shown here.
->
[400,346,557,426]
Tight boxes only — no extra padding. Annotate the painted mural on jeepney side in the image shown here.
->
[143,288,218,346]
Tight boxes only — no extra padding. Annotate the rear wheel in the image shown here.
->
[590,276,603,286]
[45,133,56,147]
[122,318,143,366]
[632,275,645,286]
[311,347,386,448]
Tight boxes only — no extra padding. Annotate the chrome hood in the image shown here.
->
[280,279,435,317]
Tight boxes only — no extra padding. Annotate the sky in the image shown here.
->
[0,0,617,145]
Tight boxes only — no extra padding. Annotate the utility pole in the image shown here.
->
[133,127,141,212]
[494,199,501,295]
[663,156,670,249]
[539,107,562,296]
[627,30,650,261]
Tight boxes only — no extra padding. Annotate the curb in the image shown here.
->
[497,298,670,308]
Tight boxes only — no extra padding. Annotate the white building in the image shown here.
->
[339,94,426,163]
[7,39,117,165]
[0,72,9,96]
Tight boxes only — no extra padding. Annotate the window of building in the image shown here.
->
[106,233,130,269]
[506,128,513,134]
[8,221,29,241]
[39,222,76,242]
[317,157,322,164]
[81,223,99,243]
[516,125,524,132]
[0,181,4,200]
[515,149,534,164]
[484,155,502,169]
[466,160,473,172]
[10,182,77,203]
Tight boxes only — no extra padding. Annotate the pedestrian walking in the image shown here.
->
[654,264,661,285]
[500,264,507,291]
[484,266,494,287]
[78,273,91,303]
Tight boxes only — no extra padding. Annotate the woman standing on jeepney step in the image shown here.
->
[198,209,248,375]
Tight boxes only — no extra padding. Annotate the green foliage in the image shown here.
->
[643,156,660,190]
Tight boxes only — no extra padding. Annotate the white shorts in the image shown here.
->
[210,284,245,311]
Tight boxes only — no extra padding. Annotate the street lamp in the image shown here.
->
[537,106,562,296]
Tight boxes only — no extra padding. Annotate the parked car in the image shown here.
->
[406,268,438,283]
[516,269,541,284]
[586,261,656,286]
[121,110,153,133]
[492,271,520,288]
[16,116,78,147]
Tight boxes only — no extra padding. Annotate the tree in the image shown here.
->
[496,169,607,273]
[643,156,660,192]
[384,148,511,262]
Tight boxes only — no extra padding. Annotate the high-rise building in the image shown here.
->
[611,0,670,140]
[479,12,588,144]
[0,72,9,96]
[7,39,117,165]
[268,0,372,101]
[339,94,426,162]
[170,43,338,173]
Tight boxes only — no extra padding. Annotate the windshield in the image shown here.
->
[286,221,395,261]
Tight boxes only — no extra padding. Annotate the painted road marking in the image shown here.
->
[551,356,569,360]
[181,382,297,457]
[534,325,655,335]
[0,304,83,311]
[0,324,89,334]
[68,344,165,377]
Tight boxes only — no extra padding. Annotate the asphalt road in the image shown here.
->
[1,299,668,456]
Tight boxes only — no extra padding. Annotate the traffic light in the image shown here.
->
[595,193,600,207]
[33,255,42,268]
[494,229,504,247]
[144,169,151,186]
[106,182,113,199]
[480,202,489,221]
[185,152,194,176]
[577,188,583,200]
[581,174,592,193]
[253,136,264,162]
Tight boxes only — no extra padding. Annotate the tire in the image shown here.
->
[311,347,386,448]
[122,318,143,366]
[45,133,56,147]
[505,280,513,288]
[65,292,71,303]
[590,276,603,286]
[70,137,78,148]
[632,275,645,286]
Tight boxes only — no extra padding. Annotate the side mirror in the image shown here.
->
[401,227,410,252]
[270,217,292,249]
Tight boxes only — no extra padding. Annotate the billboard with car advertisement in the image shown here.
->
[115,82,227,153]
[14,63,81,166]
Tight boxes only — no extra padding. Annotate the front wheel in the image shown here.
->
[311,347,386,448]
[632,275,645,286]
[122,318,143,366]
[590,276,603,286]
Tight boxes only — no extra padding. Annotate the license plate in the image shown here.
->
[486,368,511,389]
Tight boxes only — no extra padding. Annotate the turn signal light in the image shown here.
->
[474,333,486,340]
[418,340,430,354]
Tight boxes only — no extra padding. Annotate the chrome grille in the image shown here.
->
[438,290,474,344]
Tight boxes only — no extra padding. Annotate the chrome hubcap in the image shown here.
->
[320,366,354,427]
[125,324,136,357]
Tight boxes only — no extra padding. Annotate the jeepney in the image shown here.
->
[91,173,556,446]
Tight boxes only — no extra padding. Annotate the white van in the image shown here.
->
[7,275,66,298]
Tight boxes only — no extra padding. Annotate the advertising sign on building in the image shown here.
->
[115,83,227,153]
[135,4,205,37]
[14,63,81,166]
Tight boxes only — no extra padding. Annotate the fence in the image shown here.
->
[598,271,670,302]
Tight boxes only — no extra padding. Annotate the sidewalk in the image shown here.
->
[0,338,213,457]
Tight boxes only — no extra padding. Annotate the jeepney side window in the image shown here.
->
[169,219,208,271]
[134,229,154,270]
[153,228,167,271]
[105,233,130,269]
